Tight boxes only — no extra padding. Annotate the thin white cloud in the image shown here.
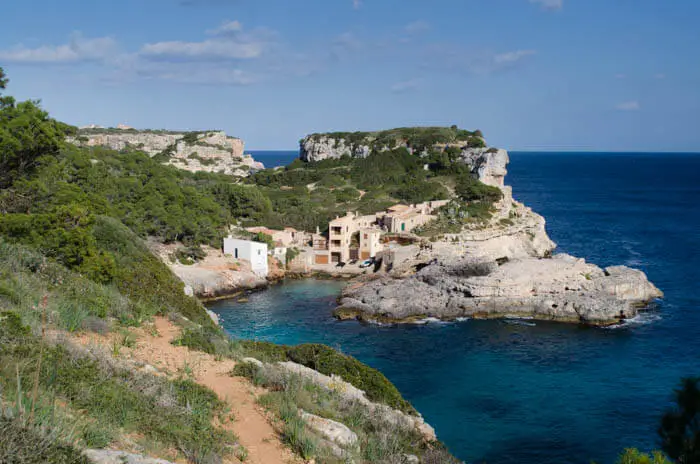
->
[140,39,263,60]
[353,0,362,10]
[616,101,641,111]
[0,33,117,64]
[615,73,626,79]
[391,78,423,93]
[207,20,243,36]
[405,21,430,34]
[492,49,536,65]
[654,73,666,80]
[530,0,563,10]
[140,23,274,61]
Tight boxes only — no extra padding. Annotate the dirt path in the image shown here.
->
[75,318,297,464]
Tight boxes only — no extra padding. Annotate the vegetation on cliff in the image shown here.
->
[305,125,486,152]
[246,144,507,231]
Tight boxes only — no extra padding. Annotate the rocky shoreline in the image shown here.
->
[335,253,662,326]
[307,142,665,327]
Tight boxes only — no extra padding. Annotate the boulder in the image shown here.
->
[300,410,358,447]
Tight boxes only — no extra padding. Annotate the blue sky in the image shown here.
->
[1,0,699,151]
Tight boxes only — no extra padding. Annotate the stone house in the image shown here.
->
[359,228,382,260]
[381,200,449,233]
[245,226,310,248]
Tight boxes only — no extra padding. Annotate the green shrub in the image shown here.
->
[173,245,207,265]
[231,361,260,379]
[616,449,672,464]
[174,326,232,356]
[286,344,415,414]
[235,340,289,363]
[0,417,90,464]
[455,174,503,203]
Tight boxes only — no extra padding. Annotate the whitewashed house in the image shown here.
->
[223,237,269,277]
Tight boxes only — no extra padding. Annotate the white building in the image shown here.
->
[223,237,269,277]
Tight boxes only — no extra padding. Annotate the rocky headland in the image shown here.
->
[337,254,662,326]
[317,134,663,326]
[300,127,487,162]
[70,128,264,176]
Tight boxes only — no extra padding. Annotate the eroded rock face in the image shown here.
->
[299,135,373,161]
[337,254,663,326]
[299,135,507,188]
[69,130,264,177]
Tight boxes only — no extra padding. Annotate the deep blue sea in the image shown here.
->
[248,150,299,169]
[211,152,700,464]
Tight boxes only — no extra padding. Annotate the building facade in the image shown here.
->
[223,237,269,277]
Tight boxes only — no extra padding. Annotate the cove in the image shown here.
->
[208,152,700,464]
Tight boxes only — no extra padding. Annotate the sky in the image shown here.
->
[1,0,699,151]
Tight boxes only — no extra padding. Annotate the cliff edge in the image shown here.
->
[70,128,264,177]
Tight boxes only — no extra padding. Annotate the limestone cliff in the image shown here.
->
[70,128,264,177]
[299,127,487,161]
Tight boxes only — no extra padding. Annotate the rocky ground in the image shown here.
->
[147,241,273,299]
[336,253,662,326]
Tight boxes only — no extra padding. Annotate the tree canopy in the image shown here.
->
[659,377,700,464]
[0,69,74,188]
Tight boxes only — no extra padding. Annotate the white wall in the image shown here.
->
[223,237,269,277]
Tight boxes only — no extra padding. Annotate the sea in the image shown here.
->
[213,151,700,464]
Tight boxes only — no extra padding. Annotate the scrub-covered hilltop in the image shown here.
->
[297,129,663,326]
[71,127,264,176]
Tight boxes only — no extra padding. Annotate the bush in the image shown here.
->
[0,417,90,464]
[616,449,672,464]
[286,344,416,414]
[174,326,232,356]
[659,377,700,464]
[173,245,206,265]
[455,174,503,203]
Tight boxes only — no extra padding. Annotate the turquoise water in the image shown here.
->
[209,152,700,464]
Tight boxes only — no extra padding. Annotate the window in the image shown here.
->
[258,250,261,255]
[235,248,238,259]
[364,234,368,239]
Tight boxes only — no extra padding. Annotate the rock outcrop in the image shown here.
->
[147,241,269,299]
[336,254,663,326]
[275,361,436,442]
[300,410,358,447]
[70,129,263,177]
[84,449,175,464]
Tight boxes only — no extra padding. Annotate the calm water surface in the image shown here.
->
[209,152,700,464]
